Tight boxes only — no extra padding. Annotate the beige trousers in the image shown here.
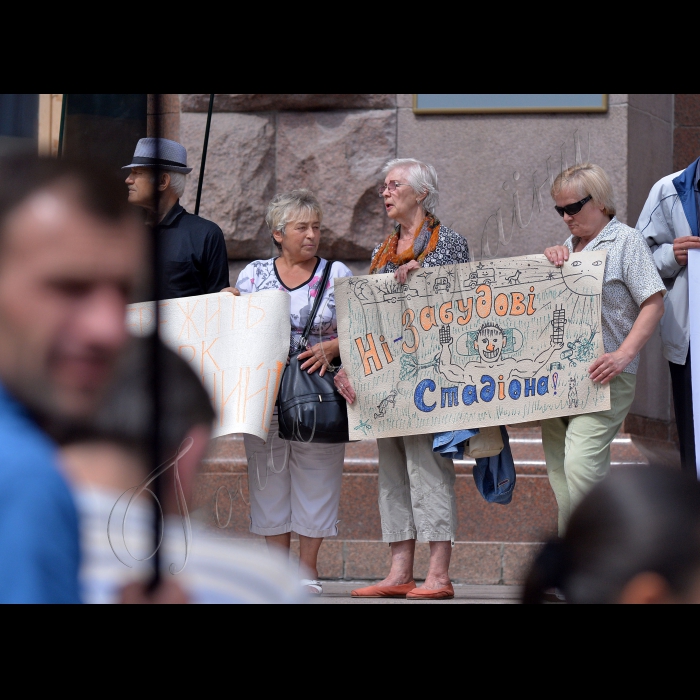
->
[541,372,637,535]
[243,416,346,538]
[376,432,457,543]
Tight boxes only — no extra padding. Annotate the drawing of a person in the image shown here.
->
[438,321,564,384]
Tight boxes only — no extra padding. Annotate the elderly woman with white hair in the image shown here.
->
[335,158,470,600]
[228,189,352,596]
[542,163,665,537]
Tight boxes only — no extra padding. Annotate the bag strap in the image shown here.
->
[299,259,334,349]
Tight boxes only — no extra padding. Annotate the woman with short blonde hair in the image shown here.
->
[228,189,353,596]
[551,162,616,218]
[265,189,323,250]
[542,162,665,539]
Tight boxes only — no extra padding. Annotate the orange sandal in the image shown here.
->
[406,584,454,600]
[351,581,417,598]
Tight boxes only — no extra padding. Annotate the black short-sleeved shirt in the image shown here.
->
[155,202,230,299]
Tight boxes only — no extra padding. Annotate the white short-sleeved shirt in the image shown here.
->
[74,487,308,604]
[236,257,353,355]
[564,217,666,374]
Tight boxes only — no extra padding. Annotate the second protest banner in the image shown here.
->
[127,290,290,441]
[335,252,610,440]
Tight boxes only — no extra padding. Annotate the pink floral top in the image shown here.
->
[236,257,352,355]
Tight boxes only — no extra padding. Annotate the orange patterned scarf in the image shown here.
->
[369,214,441,275]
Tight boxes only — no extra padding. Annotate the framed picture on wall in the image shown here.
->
[413,94,608,114]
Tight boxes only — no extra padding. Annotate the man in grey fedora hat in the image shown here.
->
[124,137,229,300]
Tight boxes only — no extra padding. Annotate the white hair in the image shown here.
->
[382,158,439,214]
[147,169,187,198]
[166,171,187,198]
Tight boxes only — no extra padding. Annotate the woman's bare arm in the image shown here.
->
[588,292,664,384]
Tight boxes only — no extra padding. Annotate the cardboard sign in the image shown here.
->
[127,290,291,440]
[336,252,610,440]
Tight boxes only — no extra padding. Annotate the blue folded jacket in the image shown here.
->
[432,428,479,461]
[432,426,516,504]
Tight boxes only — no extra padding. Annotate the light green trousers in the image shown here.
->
[540,372,636,535]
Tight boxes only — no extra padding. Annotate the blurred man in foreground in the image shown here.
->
[0,156,145,602]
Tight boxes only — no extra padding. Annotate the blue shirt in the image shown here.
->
[0,383,81,603]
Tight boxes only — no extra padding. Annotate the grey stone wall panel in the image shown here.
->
[627,99,673,227]
[179,111,276,259]
[276,109,397,261]
[397,104,630,260]
[181,94,396,112]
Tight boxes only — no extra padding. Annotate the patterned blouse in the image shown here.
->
[236,257,353,355]
[564,217,665,374]
[371,225,471,273]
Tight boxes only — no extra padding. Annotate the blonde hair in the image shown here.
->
[265,189,323,250]
[551,163,616,217]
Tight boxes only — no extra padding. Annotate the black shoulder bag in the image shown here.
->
[277,260,349,443]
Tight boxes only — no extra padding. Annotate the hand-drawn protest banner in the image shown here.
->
[127,290,291,441]
[336,252,610,440]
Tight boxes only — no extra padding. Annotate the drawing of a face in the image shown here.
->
[475,324,506,362]
[562,255,605,295]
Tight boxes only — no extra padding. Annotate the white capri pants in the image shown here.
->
[243,415,346,538]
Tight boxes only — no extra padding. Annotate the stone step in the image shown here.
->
[191,423,658,583]
[194,426,650,542]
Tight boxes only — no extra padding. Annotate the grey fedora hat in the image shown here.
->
[122,137,193,174]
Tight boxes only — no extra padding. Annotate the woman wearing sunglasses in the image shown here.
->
[542,163,665,537]
[334,158,470,600]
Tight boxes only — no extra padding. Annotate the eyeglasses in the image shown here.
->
[554,194,592,217]
[378,181,408,197]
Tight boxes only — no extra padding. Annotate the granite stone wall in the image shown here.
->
[175,94,684,432]
[147,94,180,142]
[674,94,700,171]
[179,94,397,278]
[179,94,672,267]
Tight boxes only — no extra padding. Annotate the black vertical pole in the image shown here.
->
[149,94,163,589]
[57,94,67,158]
[194,94,215,216]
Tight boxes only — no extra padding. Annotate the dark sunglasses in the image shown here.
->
[554,194,592,217]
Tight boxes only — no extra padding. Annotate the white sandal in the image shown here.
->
[300,579,323,595]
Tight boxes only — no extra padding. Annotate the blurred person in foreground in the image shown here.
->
[522,466,700,604]
[0,155,145,603]
[123,138,230,300]
[60,337,306,604]
[637,157,700,475]
[543,163,665,535]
